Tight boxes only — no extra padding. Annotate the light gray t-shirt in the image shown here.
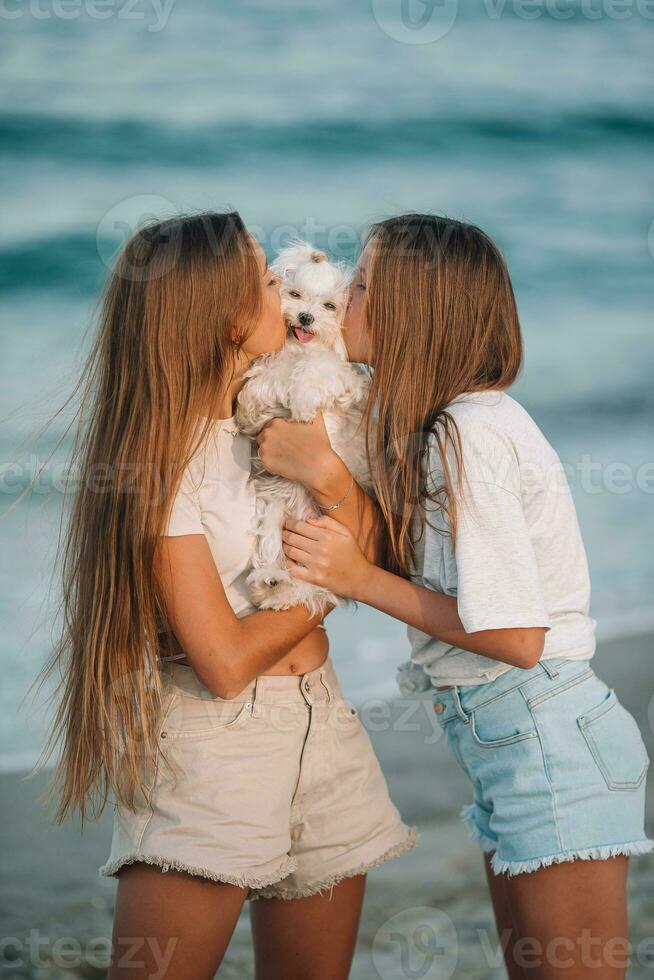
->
[407,390,596,687]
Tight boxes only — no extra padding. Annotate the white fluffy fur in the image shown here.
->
[235,241,372,616]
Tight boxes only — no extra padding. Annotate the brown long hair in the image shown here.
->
[363,213,523,577]
[29,211,261,825]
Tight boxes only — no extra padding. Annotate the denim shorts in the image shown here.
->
[98,654,417,899]
[432,657,653,875]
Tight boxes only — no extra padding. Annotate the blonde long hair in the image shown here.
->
[363,214,523,577]
[30,211,261,825]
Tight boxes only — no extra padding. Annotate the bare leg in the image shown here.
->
[108,862,248,980]
[483,854,527,980]
[250,874,367,980]
[498,856,629,979]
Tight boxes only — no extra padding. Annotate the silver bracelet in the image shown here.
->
[317,473,355,512]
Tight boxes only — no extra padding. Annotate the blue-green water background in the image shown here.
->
[1,0,653,771]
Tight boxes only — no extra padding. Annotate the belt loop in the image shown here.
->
[452,686,470,723]
[250,675,261,717]
[541,660,559,680]
[318,669,333,703]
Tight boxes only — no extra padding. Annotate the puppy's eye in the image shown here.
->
[288,290,302,299]
[323,302,337,311]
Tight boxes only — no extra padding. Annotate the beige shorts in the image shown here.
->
[98,654,417,900]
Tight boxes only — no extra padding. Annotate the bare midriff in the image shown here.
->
[260,625,329,675]
[160,624,329,676]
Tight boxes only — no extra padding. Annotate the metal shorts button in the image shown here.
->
[433,701,446,715]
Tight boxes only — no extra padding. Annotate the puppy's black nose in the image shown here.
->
[298,312,314,327]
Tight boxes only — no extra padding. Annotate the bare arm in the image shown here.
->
[355,564,545,669]
[256,412,381,562]
[253,415,545,667]
[154,534,330,699]
[309,450,381,563]
[283,517,546,670]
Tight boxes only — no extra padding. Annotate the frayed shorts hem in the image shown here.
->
[97,851,297,890]
[460,803,654,877]
[490,839,654,877]
[248,826,419,901]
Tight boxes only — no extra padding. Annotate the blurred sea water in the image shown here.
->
[1,0,653,771]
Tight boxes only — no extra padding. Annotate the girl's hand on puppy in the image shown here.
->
[256,412,341,491]
[282,515,371,599]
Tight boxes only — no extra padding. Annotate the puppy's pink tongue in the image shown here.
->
[294,327,314,344]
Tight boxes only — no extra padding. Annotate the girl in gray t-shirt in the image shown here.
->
[277,213,652,978]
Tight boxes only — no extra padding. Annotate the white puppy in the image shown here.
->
[235,241,371,616]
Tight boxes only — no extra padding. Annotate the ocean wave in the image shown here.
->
[0,231,102,297]
[1,227,647,301]
[1,108,653,169]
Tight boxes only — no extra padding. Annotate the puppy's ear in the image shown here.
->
[310,250,327,263]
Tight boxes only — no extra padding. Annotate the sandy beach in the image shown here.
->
[1,633,653,979]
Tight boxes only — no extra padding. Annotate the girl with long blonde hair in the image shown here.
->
[262,213,653,980]
[33,211,458,979]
